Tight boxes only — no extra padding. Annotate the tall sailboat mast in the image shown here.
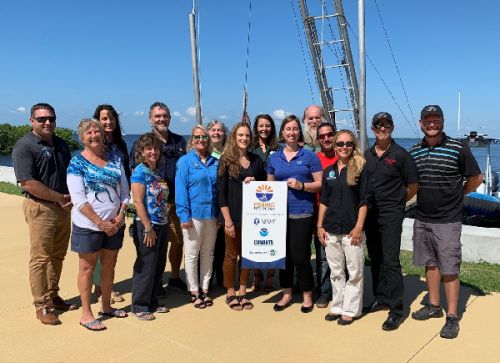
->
[189,4,202,125]
[358,0,368,150]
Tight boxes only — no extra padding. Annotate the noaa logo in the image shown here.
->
[296,160,303,165]
[269,250,276,256]
[259,228,269,237]
[256,184,273,202]
[426,106,437,112]
[253,218,260,225]
[327,170,336,180]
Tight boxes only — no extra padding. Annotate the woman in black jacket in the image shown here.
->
[218,122,266,311]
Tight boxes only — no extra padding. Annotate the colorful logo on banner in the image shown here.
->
[259,228,269,237]
[256,184,273,202]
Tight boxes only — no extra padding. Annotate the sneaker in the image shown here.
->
[167,277,188,292]
[411,303,443,321]
[440,315,460,339]
[316,294,331,308]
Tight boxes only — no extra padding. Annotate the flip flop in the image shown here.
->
[226,295,242,311]
[80,319,107,331]
[98,309,128,318]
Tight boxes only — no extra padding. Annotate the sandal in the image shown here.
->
[98,308,128,318]
[225,295,242,311]
[201,293,213,307]
[190,293,206,309]
[239,295,254,310]
[154,305,170,313]
[97,291,124,304]
[80,319,107,331]
[135,312,156,321]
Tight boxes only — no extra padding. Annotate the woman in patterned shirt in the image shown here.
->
[67,118,130,331]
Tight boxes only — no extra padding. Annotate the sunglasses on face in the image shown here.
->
[335,141,355,148]
[34,116,56,123]
[192,135,208,140]
[317,132,335,140]
[374,122,393,129]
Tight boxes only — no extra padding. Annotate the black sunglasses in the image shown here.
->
[192,135,208,140]
[335,141,355,148]
[34,116,56,123]
[317,132,335,140]
[374,122,393,129]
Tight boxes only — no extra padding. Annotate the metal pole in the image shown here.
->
[358,0,368,150]
[298,0,334,125]
[189,11,202,125]
[457,91,461,138]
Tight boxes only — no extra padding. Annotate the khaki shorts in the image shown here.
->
[412,220,462,275]
[167,202,183,246]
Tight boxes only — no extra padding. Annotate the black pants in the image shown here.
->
[365,211,404,316]
[211,226,226,287]
[131,221,168,313]
[279,216,315,292]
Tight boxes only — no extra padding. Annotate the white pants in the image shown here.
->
[182,218,218,292]
[325,232,365,318]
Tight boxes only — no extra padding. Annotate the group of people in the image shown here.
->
[12,101,482,339]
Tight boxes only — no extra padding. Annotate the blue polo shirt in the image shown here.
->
[175,150,219,224]
[267,147,322,216]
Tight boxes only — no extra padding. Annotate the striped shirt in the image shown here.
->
[409,133,481,223]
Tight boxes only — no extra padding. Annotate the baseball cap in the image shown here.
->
[420,105,444,119]
[372,112,393,126]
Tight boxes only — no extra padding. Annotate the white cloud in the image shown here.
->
[133,111,145,117]
[180,117,189,123]
[335,118,350,126]
[172,111,182,117]
[272,109,291,120]
[10,106,26,113]
[219,115,228,120]
[186,106,197,117]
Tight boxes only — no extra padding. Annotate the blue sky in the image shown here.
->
[1,0,499,137]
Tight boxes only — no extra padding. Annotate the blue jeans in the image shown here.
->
[314,235,332,297]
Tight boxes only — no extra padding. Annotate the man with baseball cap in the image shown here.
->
[409,105,483,339]
[364,112,418,330]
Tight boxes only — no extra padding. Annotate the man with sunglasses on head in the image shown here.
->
[363,112,418,331]
[314,122,338,308]
[12,103,77,326]
[130,102,188,294]
[409,105,482,339]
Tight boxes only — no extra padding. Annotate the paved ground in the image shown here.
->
[0,193,498,362]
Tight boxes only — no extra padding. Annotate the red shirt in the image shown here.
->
[316,151,338,207]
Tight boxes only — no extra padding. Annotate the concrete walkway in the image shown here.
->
[0,193,498,362]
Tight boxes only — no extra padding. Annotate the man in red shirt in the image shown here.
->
[314,122,338,308]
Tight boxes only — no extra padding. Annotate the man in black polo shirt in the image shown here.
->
[12,103,77,325]
[409,105,482,339]
[130,102,188,293]
[364,112,419,331]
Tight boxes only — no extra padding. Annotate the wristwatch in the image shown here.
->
[144,226,153,233]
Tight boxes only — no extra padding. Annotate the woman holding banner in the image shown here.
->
[316,130,368,325]
[267,115,323,313]
[218,122,266,311]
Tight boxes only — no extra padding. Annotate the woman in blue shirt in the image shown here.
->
[176,125,219,309]
[131,133,170,320]
[267,115,323,313]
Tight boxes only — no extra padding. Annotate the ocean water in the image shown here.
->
[2,135,500,174]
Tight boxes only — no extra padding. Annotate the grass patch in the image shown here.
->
[0,182,22,195]
[367,250,500,295]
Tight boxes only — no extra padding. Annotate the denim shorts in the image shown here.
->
[412,220,462,275]
[71,223,125,253]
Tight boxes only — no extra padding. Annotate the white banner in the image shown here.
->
[241,181,287,269]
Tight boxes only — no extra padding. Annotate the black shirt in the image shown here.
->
[364,140,418,216]
[130,130,186,201]
[320,161,368,235]
[409,133,481,223]
[218,152,266,228]
[12,132,71,198]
